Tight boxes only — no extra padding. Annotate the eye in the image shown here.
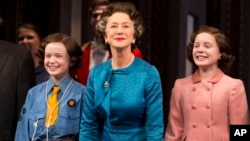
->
[55,54,63,58]
[18,37,24,41]
[92,13,102,19]
[193,44,199,48]
[123,25,129,28]
[205,44,211,48]
[110,25,117,28]
[45,54,51,58]
[27,36,34,40]
[92,13,98,19]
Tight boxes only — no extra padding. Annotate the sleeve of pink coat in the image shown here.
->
[165,80,184,141]
[229,79,249,124]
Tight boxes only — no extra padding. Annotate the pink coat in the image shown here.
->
[165,69,249,141]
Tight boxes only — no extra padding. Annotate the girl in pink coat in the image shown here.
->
[165,25,249,141]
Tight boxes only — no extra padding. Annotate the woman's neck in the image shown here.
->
[111,49,135,69]
[33,56,40,69]
[51,73,69,85]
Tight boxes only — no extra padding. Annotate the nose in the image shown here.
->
[196,47,204,53]
[23,38,29,43]
[19,37,29,45]
[48,57,56,64]
[116,26,123,34]
[50,56,56,61]
[18,38,28,46]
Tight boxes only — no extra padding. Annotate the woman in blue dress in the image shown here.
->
[79,1,164,141]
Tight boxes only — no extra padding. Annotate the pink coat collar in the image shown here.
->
[191,68,224,83]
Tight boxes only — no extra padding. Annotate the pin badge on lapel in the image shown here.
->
[67,99,76,107]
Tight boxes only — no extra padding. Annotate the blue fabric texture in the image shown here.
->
[79,57,164,141]
[35,65,49,84]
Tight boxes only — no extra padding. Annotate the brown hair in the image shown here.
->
[37,33,82,71]
[17,23,43,41]
[89,0,109,14]
[186,25,235,73]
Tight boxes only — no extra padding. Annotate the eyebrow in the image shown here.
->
[109,21,132,25]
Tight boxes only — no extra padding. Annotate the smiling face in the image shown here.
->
[18,27,41,58]
[44,42,71,81]
[192,32,221,70]
[104,12,135,50]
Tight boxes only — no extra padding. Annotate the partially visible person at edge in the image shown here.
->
[70,0,143,86]
[17,23,49,84]
[165,25,249,141]
[0,40,36,141]
[14,33,86,141]
[79,1,164,140]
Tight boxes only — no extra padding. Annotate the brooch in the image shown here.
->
[104,81,109,87]
[67,99,76,107]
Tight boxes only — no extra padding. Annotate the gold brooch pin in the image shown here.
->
[67,99,76,107]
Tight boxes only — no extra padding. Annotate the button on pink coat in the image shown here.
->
[165,69,249,141]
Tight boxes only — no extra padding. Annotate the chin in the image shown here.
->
[48,71,59,76]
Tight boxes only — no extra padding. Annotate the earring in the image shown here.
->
[132,39,135,44]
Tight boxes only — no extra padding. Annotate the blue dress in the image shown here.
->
[79,57,164,141]
[15,75,86,140]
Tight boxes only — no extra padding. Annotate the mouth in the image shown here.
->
[48,65,59,71]
[195,55,208,60]
[115,38,125,41]
[23,44,31,49]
